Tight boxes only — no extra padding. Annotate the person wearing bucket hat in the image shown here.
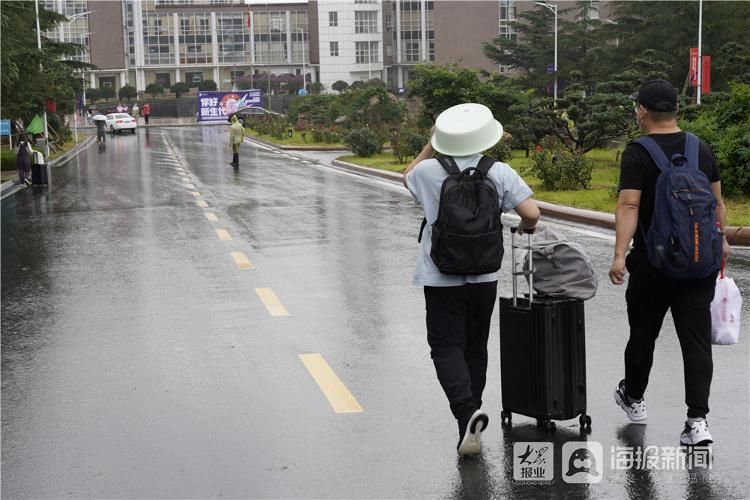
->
[609,79,730,446]
[403,103,540,456]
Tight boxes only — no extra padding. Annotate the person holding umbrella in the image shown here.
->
[92,113,108,144]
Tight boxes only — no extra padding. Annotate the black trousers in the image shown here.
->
[624,252,717,418]
[424,281,498,423]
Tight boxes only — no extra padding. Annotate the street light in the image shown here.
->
[697,0,703,105]
[534,1,558,107]
[600,18,619,48]
[34,0,50,162]
[295,28,307,93]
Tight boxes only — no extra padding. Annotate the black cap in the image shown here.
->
[630,79,678,112]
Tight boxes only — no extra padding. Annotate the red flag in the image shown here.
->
[702,56,711,94]
[247,11,252,29]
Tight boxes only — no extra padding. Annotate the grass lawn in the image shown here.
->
[246,129,346,149]
[338,148,750,227]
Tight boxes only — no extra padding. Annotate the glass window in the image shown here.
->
[355,41,378,64]
[143,12,175,65]
[330,41,339,57]
[329,11,338,27]
[217,12,251,63]
[355,11,377,33]
[253,11,288,64]
[178,13,212,65]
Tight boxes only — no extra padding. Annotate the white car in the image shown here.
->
[106,113,137,134]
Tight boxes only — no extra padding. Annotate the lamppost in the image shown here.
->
[34,0,50,161]
[295,28,306,93]
[534,1,558,107]
[697,0,703,105]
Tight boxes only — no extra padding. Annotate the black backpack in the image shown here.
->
[418,155,504,275]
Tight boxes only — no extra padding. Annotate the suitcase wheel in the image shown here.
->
[579,414,592,433]
[536,419,556,433]
[500,410,512,428]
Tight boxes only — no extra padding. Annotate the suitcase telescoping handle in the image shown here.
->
[510,227,533,309]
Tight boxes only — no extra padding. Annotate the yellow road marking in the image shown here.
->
[216,229,231,241]
[191,191,201,197]
[179,172,188,177]
[205,213,218,222]
[185,184,196,189]
[255,288,289,316]
[299,354,363,414]
[196,200,208,208]
[231,251,253,269]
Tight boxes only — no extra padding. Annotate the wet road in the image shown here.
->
[2,127,749,499]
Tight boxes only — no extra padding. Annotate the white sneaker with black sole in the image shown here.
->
[457,409,489,456]
[680,419,713,446]
[614,379,648,423]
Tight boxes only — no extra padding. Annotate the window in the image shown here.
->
[217,12,251,63]
[329,11,337,27]
[385,15,391,31]
[156,72,171,87]
[253,11,290,64]
[355,0,376,3]
[355,11,377,33]
[405,41,420,62]
[330,41,339,57]
[355,41,378,64]
[178,13,212,64]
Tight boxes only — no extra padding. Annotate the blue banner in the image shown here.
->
[197,90,262,122]
[0,119,10,136]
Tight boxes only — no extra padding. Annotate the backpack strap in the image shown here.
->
[418,217,427,243]
[435,156,460,175]
[475,155,496,176]
[633,136,671,173]
[683,132,700,169]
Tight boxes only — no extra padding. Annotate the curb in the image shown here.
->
[249,135,348,152]
[49,136,97,168]
[323,159,750,247]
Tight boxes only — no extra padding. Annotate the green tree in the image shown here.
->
[408,64,482,121]
[198,79,217,91]
[1,1,93,123]
[609,1,750,91]
[145,83,164,98]
[119,84,137,101]
[171,82,189,98]
[332,80,349,92]
[309,82,324,94]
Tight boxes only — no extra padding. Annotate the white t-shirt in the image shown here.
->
[405,154,533,287]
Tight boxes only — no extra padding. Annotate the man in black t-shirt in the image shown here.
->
[608,80,730,446]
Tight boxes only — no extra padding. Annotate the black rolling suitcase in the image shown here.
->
[498,227,591,433]
[30,150,48,185]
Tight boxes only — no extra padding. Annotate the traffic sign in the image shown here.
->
[0,119,10,136]
[298,88,307,96]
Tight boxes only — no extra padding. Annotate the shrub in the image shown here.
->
[145,83,164,98]
[118,85,137,101]
[198,79,217,91]
[332,80,349,93]
[681,82,750,195]
[344,127,382,157]
[1,149,17,171]
[527,136,593,190]
[484,136,512,162]
[394,128,430,163]
[309,82,324,95]
[85,88,100,103]
[100,86,116,99]
[171,82,190,98]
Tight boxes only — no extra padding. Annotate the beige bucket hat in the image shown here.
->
[431,103,503,157]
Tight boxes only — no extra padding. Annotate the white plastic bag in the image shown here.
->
[710,268,742,345]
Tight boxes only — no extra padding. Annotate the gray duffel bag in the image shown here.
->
[522,227,598,301]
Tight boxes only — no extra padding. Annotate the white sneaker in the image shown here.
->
[614,379,648,423]
[457,409,489,456]
[680,419,713,446]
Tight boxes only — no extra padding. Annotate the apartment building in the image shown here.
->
[42,0,609,93]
